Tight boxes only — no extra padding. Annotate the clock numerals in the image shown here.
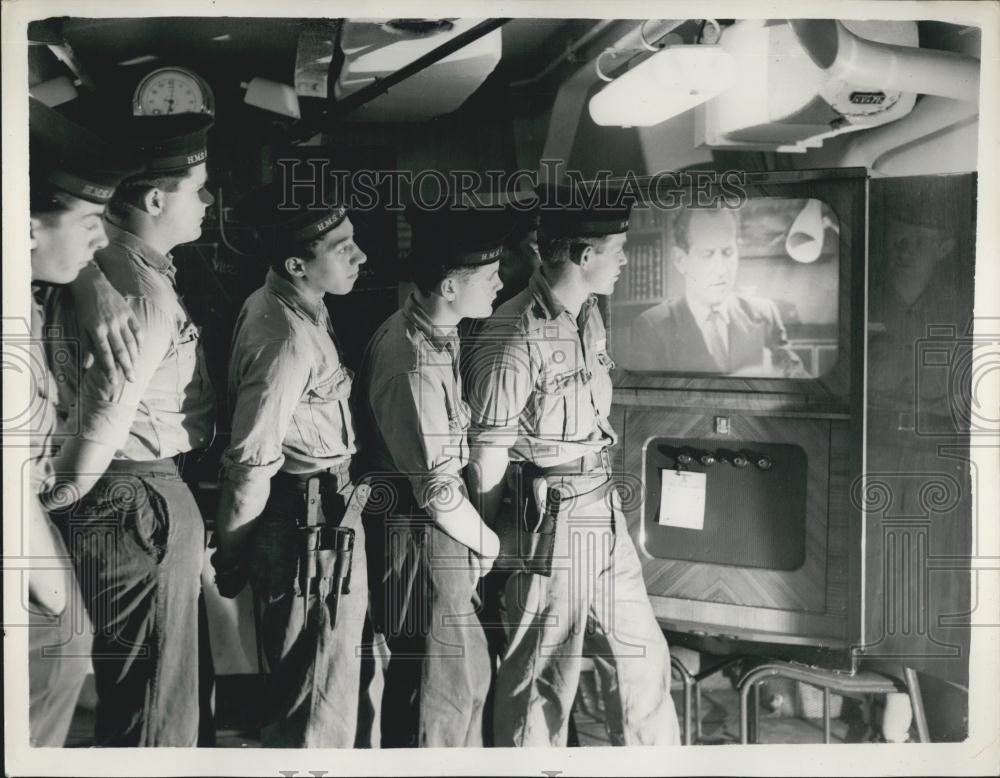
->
[134,68,213,117]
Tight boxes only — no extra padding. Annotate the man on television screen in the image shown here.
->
[630,205,807,377]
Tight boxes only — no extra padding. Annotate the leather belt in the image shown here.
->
[522,448,612,478]
[272,460,352,493]
[554,478,616,513]
[106,455,180,477]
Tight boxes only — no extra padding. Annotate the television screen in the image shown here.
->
[611,197,841,379]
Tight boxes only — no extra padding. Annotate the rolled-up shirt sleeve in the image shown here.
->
[370,371,463,508]
[464,325,536,448]
[76,297,172,451]
[222,338,311,489]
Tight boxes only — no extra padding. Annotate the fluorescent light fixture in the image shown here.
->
[589,45,737,127]
[117,54,160,67]
[243,77,301,119]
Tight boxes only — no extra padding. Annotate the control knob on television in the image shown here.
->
[756,456,774,471]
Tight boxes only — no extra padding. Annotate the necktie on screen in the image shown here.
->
[703,308,729,372]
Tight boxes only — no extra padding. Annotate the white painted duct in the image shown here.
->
[789,19,980,104]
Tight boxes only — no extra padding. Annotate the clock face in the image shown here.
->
[134,68,210,116]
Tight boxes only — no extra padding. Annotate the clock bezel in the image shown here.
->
[132,67,215,117]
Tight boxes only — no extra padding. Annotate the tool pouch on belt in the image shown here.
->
[515,472,563,577]
[297,477,355,628]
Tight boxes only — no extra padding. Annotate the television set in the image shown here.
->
[606,169,867,665]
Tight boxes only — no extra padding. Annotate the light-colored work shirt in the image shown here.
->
[465,269,616,468]
[222,269,356,491]
[354,293,470,508]
[29,284,59,492]
[60,220,215,460]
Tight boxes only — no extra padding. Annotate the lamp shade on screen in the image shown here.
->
[589,45,737,127]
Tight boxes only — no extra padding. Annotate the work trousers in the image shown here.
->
[374,520,491,748]
[60,458,204,746]
[28,524,93,747]
[494,475,680,747]
[249,471,368,748]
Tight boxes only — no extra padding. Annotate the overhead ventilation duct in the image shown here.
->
[334,18,502,121]
[789,19,979,104]
[699,20,932,152]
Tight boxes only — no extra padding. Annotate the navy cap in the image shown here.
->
[29,98,143,204]
[455,190,539,237]
[510,194,541,233]
[236,180,349,245]
[406,203,512,270]
[538,183,634,238]
[131,113,213,174]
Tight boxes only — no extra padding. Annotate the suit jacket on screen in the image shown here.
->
[628,295,806,376]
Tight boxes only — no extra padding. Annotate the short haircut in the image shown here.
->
[672,206,741,253]
[107,170,190,218]
[537,231,612,271]
[263,231,323,279]
[410,258,478,296]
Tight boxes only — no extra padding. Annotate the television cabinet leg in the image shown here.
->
[670,656,694,745]
[902,667,930,743]
[694,685,702,741]
[682,674,693,745]
[823,688,832,743]
[738,682,750,744]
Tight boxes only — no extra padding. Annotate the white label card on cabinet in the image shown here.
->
[658,469,707,531]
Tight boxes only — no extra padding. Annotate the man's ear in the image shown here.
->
[575,243,593,267]
[29,216,41,251]
[671,245,688,275]
[284,255,307,278]
[439,275,458,302]
[141,187,165,216]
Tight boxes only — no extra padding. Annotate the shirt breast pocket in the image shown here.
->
[534,368,585,440]
[307,365,353,403]
[171,320,203,402]
[300,366,355,455]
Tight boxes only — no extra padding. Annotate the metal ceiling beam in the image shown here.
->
[290,17,512,141]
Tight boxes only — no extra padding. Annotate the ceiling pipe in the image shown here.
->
[789,19,980,104]
[510,20,617,88]
[290,18,511,141]
[596,19,688,78]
